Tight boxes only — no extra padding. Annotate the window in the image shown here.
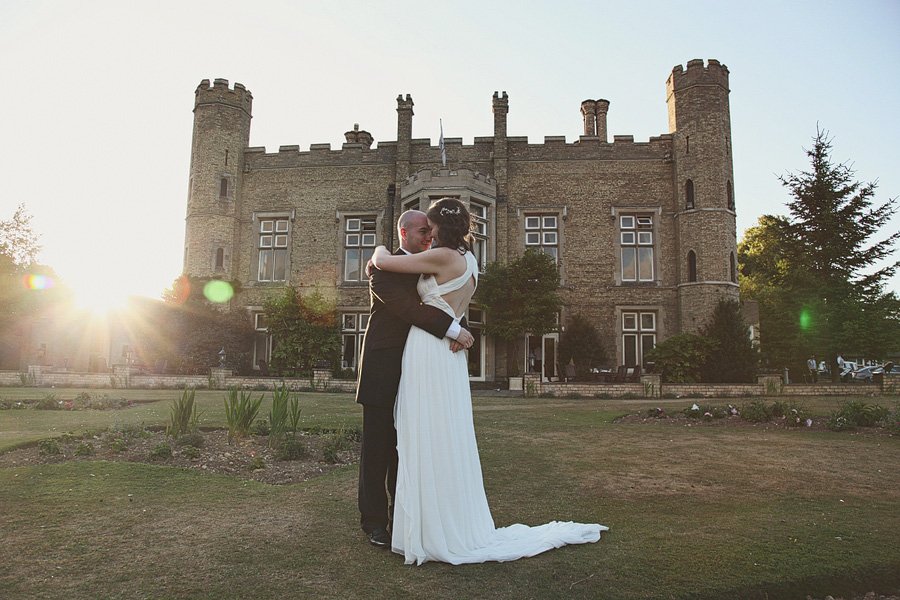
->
[687,250,697,282]
[466,307,485,379]
[215,247,224,270]
[219,177,228,200]
[685,179,695,209]
[344,216,377,282]
[341,312,369,370]
[730,252,737,283]
[257,218,289,282]
[253,312,272,371]
[622,311,656,367]
[470,201,490,271]
[620,215,654,282]
[726,180,734,210]
[524,214,559,263]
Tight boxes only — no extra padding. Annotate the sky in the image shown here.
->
[1,0,899,309]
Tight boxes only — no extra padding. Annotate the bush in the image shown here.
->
[741,401,772,423]
[74,442,95,456]
[38,439,61,455]
[34,393,61,410]
[180,445,201,459]
[106,437,129,453]
[249,456,265,470]
[829,401,889,429]
[174,432,205,448]
[276,438,308,461]
[149,443,173,461]
[251,418,271,436]
[644,334,714,383]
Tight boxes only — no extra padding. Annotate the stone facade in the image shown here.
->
[184,60,740,382]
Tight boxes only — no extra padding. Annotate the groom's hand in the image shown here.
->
[364,258,376,278]
[451,328,474,353]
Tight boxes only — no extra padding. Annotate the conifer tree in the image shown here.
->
[700,299,759,383]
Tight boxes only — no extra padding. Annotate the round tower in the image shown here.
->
[184,78,252,281]
[667,59,739,333]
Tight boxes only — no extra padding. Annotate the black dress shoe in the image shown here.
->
[368,528,390,548]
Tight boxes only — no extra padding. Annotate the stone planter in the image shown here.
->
[508,376,524,391]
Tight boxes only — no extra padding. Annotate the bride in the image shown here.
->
[371,197,607,565]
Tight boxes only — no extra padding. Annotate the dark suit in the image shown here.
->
[356,250,458,534]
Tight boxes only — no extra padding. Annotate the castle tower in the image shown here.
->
[184,78,252,281]
[666,59,739,332]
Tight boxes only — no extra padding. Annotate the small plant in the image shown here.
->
[180,445,201,459]
[149,443,173,461]
[827,413,852,432]
[107,437,129,453]
[252,418,271,436]
[73,392,92,408]
[829,401,889,429]
[38,439,61,455]
[565,392,583,399]
[323,429,356,463]
[268,384,294,446]
[525,381,537,397]
[74,442,95,456]
[276,438,309,461]
[537,391,556,398]
[167,389,200,437]
[644,407,667,419]
[223,389,263,441]
[59,432,79,444]
[741,400,772,423]
[174,432,205,448]
[34,393,61,410]
[249,455,266,470]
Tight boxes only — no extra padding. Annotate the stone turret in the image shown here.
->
[667,59,738,332]
[184,79,252,281]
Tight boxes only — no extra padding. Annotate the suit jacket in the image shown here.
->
[355,250,464,407]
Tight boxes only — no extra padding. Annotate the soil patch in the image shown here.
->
[614,410,892,435]
[0,428,360,485]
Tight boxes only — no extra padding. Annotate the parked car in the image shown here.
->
[839,361,859,382]
[850,363,898,384]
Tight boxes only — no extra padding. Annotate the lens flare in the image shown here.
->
[799,308,812,330]
[24,274,54,290]
[203,280,234,303]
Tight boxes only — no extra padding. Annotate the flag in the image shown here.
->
[439,119,447,167]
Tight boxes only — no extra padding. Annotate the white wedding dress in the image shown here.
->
[391,252,607,565]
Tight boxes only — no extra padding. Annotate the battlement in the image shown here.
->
[666,58,729,94]
[195,78,253,115]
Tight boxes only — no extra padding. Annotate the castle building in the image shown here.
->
[184,58,739,382]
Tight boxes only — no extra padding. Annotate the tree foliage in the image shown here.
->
[557,314,607,377]
[476,249,562,375]
[263,287,341,377]
[739,129,900,376]
[0,204,41,268]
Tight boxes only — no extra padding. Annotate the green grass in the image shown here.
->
[1,389,898,599]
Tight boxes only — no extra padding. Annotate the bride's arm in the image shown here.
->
[371,245,449,274]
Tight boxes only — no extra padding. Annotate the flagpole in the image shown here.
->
[439,119,447,168]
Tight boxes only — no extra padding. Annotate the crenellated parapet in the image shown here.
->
[666,59,729,96]
[195,78,253,116]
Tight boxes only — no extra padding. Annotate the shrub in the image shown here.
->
[180,445,201,459]
[167,389,200,437]
[174,433,205,448]
[249,456,265,470]
[644,333,714,383]
[149,443,173,461]
[223,389,262,441]
[276,438,308,461]
[38,439,61,455]
[827,413,853,432]
[107,437,129,453]
[35,393,61,410]
[741,401,772,423]
[322,429,357,463]
[74,442,95,456]
[251,418,271,436]
[830,401,889,428]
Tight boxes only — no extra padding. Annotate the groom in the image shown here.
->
[356,209,473,548]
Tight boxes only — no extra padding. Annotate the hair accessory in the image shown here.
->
[440,207,461,216]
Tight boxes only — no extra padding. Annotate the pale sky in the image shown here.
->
[1,0,898,309]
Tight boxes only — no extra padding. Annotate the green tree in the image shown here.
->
[739,129,900,378]
[476,249,562,376]
[557,314,607,378]
[263,287,341,377]
[700,299,759,383]
[644,333,714,383]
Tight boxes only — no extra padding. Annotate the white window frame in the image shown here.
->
[524,212,560,264]
[257,217,290,282]
[620,214,655,282]
[343,215,377,282]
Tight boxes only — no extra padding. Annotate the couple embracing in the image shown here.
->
[356,197,606,566]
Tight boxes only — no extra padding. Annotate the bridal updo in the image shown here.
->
[426,198,474,254]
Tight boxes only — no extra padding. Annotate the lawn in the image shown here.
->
[1,388,898,599]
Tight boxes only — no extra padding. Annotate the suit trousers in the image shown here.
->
[358,403,398,533]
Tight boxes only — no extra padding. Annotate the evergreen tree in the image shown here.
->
[557,314,607,378]
[700,299,759,383]
[477,249,562,376]
[739,129,900,377]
